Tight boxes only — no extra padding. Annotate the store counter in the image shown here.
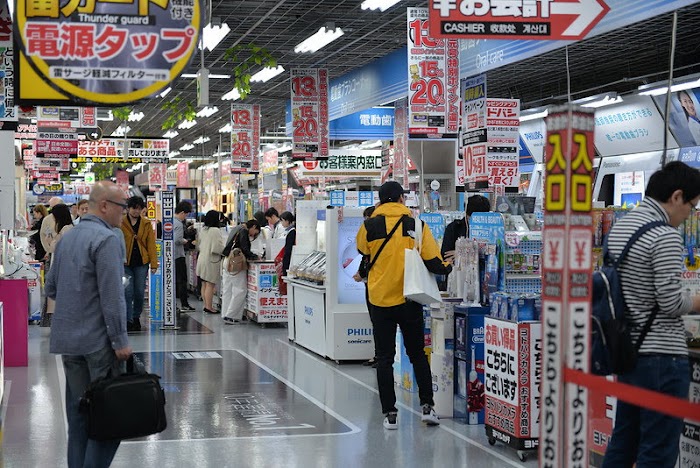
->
[245,261,287,324]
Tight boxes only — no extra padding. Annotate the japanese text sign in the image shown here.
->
[291,68,329,160]
[487,98,520,188]
[262,149,278,175]
[298,150,383,178]
[428,0,610,41]
[230,103,260,171]
[149,163,166,192]
[407,7,460,137]
[394,97,409,187]
[461,74,488,189]
[177,161,189,186]
[15,0,201,105]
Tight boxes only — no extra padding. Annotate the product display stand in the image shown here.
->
[245,261,288,326]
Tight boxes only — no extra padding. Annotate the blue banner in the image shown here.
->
[149,240,163,322]
[329,107,394,140]
[329,191,345,207]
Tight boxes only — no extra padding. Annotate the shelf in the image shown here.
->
[505,231,542,247]
[505,273,541,280]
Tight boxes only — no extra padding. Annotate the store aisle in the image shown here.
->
[2,309,535,468]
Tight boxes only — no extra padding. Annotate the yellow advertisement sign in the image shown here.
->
[14,0,200,105]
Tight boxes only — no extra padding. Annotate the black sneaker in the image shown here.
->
[180,305,195,312]
[383,412,398,430]
[421,404,440,426]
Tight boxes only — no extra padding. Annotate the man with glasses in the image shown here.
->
[120,196,158,332]
[47,181,132,468]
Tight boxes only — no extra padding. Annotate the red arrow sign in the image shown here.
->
[428,0,610,41]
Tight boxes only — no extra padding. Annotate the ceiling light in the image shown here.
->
[639,78,700,96]
[97,110,113,121]
[221,88,241,101]
[358,139,382,149]
[196,106,219,118]
[193,136,210,145]
[213,151,229,157]
[168,164,178,170]
[169,151,181,157]
[163,130,179,138]
[251,66,285,83]
[219,123,233,133]
[277,144,292,152]
[199,22,231,51]
[111,124,131,136]
[581,95,623,108]
[179,143,195,151]
[159,87,171,98]
[361,0,401,12]
[294,25,344,54]
[178,119,197,129]
[519,110,548,122]
[128,111,144,122]
[181,73,231,79]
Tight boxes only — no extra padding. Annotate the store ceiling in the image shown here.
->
[100,1,700,163]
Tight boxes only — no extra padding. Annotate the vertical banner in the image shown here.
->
[407,7,460,138]
[541,106,595,468]
[147,195,162,322]
[0,0,14,122]
[115,169,129,193]
[461,74,488,190]
[177,161,189,187]
[291,68,329,160]
[487,99,520,189]
[161,191,176,328]
[149,163,167,192]
[393,97,409,187]
[230,104,260,171]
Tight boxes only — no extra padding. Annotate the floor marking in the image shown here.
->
[276,339,527,468]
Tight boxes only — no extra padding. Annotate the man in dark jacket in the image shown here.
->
[441,194,490,263]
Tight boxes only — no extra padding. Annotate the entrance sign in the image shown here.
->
[429,0,610,41]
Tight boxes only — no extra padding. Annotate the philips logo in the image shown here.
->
[347,328,373,336]
[304,306,313,317]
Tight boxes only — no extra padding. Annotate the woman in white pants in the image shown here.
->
[221,220,262,324]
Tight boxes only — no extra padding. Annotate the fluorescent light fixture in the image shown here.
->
[221,88,241,101]
[361,0,401,12]
[169,151,181,157]
[219,123,233,133]
[294,25,344,54]
[111,124,130,136]
[168,164,178,170]
[358,139,382,149]
[196,106,219,118]
[181,73,231,79]
[193,136,211,145]
[199,22,231,51]
[179,143,195,151]
[581,95,623,108]
[213,151,229,157]
[251,66,285,83]
[178,119,197,129]
[277,144,292,152]
[97,110,113,122]
[519,110,548,122]
[163,130,179,138]
[128,111,144,122]
[159,87,172,98]
[639,78,700,96]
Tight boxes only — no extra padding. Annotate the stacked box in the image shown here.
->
[453,305,488,424]
[431,301,456,417]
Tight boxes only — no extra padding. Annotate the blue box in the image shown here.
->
[453,306,487,424]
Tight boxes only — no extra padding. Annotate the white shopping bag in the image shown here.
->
[403,219,442,305]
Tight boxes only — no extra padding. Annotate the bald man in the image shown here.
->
[46,181,132,468]
[39,196,65,254]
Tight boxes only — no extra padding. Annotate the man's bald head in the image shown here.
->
[89,181,120,205]
[48,196,64,207]
[88,181,127,227]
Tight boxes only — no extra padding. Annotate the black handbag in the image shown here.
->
[79,356,167,441]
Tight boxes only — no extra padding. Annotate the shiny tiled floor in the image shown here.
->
[2,304,535,467]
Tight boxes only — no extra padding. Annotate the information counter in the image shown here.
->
[245,261,288,324]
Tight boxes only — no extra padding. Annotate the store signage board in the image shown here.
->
[149,163,167,192]
[428,0,610,40]
[394,98,409,187]
[14,0,200,106]
[407,7,460,138]
[161,191,175,327]
[541,106,595,467]
[262,149,278,175]
[291,68,329,160]
[31,182,63,196]
[230,104,260,171]
[298,150,383,178]
[0,1,14,122]
[487,98,520,188]
[37,106,96,128]
[461,74,488,189]
[328,107,394,140]
[652,85,700,148]
[519,118,546,164]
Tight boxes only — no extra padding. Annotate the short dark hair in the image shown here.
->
[127,196,146,209]
[175,201,193,214]
[76,199,89,208]
[264,207,279,219]
[466,195,491,216]
[203,210,220,227]
[646,161,700,203]
[245,219,261,231]
[280,211,295,223]
[363,206,375,218]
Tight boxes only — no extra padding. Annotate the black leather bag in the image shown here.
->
[80,356,167,441]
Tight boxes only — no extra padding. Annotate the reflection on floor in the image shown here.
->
[127,313,214,335]
[2,302,535,468]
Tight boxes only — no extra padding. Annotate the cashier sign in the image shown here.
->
[14,0,200,104]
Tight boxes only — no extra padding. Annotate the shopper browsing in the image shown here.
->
[441,194,490,263]
[353,205,377,367]
[174,201,194,313]
[220,220,261,324]
[264,207,286,239]
[195,210,226,314]
[47,181,132,468]
[356,181,452,430]
[602,162,700,468]
[73,199,89,225]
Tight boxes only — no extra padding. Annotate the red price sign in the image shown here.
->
[231,109,250,126]
[291,75,317,97]
[290,68,329,160]
[463,143,487,189]
[230,104,260,170]
[293,105,318,138]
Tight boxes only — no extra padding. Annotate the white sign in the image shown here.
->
[519,118,546,164]
[297,150,383,178]
[230,104,260,171]
[487,98,520,188]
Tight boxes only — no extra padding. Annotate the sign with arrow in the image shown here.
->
[428,0,610,41]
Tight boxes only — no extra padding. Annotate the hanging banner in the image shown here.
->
[461,74,488,190]
[298,150,383,178]
[35,131,79,158]
[0,1,14,122]
[230,103,260,171]
[37,106,96,128]
[487,98,520,188]
[290,68,329,160]
[14,0,200,106]
[149,163,167,192]
[541,105,595,467]
[407,7,460,138]
[428,0,610,41]
[177,161,189,187]
[394,97,409,187]
[115,169,129,192]
[262,149,278,175]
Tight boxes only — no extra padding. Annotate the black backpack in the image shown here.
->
[590,220,665,376]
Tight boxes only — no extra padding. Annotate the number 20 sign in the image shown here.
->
[290,68,329,160]
[230,104,260,171]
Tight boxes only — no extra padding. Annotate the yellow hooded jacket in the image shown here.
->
[356,202,451,308]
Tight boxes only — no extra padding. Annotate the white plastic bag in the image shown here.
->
[404,219,442,305]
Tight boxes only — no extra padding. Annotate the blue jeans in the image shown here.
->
[602,355,689,468]
[124,264,149,322]
[62,346,125,468]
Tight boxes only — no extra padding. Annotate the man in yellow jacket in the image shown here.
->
[121,196,158,332]
[356,181,452,430]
